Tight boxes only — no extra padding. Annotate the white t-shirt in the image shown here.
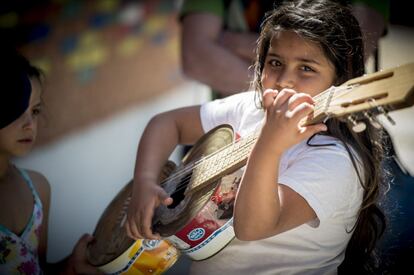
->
[189,91,363,275]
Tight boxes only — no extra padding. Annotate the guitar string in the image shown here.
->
[158,130,259,188]
[159,134,256,191]
[313,85,357,114]
[313,85,362,115]
[168,137,253,195]
[157,132,259,196]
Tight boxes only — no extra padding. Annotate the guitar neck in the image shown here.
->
[305,63,414,125]
[186,62,414,194]
[186,131,259,195]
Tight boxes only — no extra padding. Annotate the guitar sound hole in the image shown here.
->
[167,171,192,209]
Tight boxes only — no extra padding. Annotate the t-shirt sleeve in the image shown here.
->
[279,144,361,224]
[179,0,225,21]
[199,92,250,133]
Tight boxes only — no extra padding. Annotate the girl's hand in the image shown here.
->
[63,234,103,275]
[125,177,173,240]
[260,88,327,154]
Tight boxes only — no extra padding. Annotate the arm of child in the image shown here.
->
[27,170,50,269]
[219,31,258,62]
[233,89,327,240]
[125,106,204,240]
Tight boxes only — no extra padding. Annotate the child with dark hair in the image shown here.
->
[126,0,387,273]
[0,48,101,274]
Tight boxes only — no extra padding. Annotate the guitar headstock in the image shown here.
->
[304,62,414,131]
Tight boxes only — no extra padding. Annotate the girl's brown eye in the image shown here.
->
[269,60,281,67]
[301,65,315,72]
[32,108,41,116]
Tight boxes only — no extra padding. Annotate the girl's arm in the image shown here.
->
[219,31,258,62]
[181,13,252,96]
[28,171,50,269]
[125,106,204,240]
[233,89,327,240]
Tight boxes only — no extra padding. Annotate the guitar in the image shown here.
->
[87,62,414,274]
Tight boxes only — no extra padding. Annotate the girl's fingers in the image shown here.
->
[273,88,296,109]
[141,207,159,239]
[287,93,314,111]
[158,189,173,206]
[125,216,142,240]
[125,220,133,238]
[290,102,328,132]
[264,89,312,112]
[289,102,315,122]
[263,89,278,109]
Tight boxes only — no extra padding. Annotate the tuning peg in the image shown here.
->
[367,98,396,126]
[347,115,366,132]
[385,114,396,125]
[375,105,396,125]
[363,111,382,129]
[382,111,396,125]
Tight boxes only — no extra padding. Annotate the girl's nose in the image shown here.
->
[21,112,34,130]
[276,69,295,90]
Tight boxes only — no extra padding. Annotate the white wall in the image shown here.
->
[376,25,414,175]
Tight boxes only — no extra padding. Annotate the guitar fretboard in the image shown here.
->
[188,131,259,194]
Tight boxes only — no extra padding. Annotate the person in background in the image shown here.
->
[0,48,101,275]
[180,0,389,98]
[126,0,388,273]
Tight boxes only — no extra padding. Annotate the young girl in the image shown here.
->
[125,0,386,273]
[0,49,101,274]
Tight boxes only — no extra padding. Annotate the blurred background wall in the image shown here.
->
[1,0,186,145]
[1,0,211,266]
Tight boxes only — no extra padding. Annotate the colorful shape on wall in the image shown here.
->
[143,15,166,35]
[0,12,19,28]
[89,12,114,29]
[27,23,51,43]
[95,0,119,13]
[2,0,184,145]
[117,36,144,57]
[60,35,78,55]
[32,57,52,76]
[118,2,145,26]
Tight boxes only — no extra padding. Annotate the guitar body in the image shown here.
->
[153,124,242,261]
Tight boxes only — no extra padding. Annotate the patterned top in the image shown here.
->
[0,168,43,275]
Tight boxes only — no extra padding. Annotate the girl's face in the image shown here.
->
[0,78,42,157]
[261,30,336,97]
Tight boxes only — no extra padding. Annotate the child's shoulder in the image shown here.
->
[25,169,49,184]
[24,169,51,200]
